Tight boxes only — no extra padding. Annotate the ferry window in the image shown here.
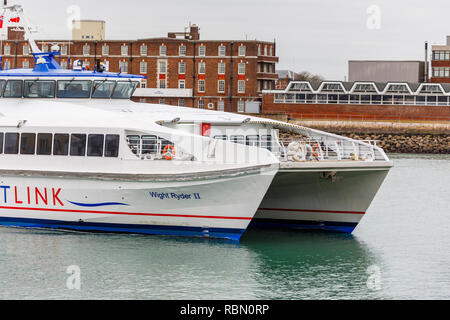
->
[57,80,92,98]
[70,134,86,156]
[246,135,260,147]
[0,133,3,153]
[230,135,245,144]
[3,80,23,98]
[261,135,272,151]
[4,133,19,154]
[0,80,5,96]
[105,135,120,157]
[24,81,55,98]
[20,133,36,155]
[141,135,158,154]
[127,135,140,155]
[87,134,104,157]
[111,81,138,99]
[53,134,69,156]
[91,81,116,99]
[37,133,52,155]
[214,135,228,141]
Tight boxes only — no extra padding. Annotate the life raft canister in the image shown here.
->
[163,145,176,160]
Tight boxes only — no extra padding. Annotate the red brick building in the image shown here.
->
[431,36,450,83]
[1,26,279,113]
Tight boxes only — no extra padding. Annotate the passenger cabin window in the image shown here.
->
[4,80,23,98]
[0,133,3,153]
[230,135,245,144]
[105,135,120,157]
[20,133,36,155]
[0,80,5,95]
[37,133,52,155]
[91,81,116,99]
[111,82,138,99]
[4,133,19,154]
[53,134,69,156]
[87,134,104,157]
[24,81,55,98]
[57,80,92,98]
[261,135,272,151]
[214,135,228,141]
[246,135,260,147]
[70,134,87,156]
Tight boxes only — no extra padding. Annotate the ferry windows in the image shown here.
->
[20,133,36,155]
[57,80,92,98]
[24,80,56,98]
[230,135,245,144]
[91,81,116,99]
[37,134,52,155]
[3,80,23,98]
[111,82,138,99]
[0,133,3,153]
[246,135,260,147]
[214,135,228,141]
[105,135,120,158]
[261,135,272,151]
[4,133,19,154]
[70,134,87,156]
[87,134,104,157]
[0,80,5,95]
[53,134,69,156]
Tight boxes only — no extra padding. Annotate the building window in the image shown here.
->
[238,45,246,57]
[269,46,273,56]
[22,60,30,68]
[160,45,167,56]
[198,62,206,74]
[140,61,147,74]
[179,45,186,56]
[121,45,129,56]
[198,45,206,56]
[140,80,147,88]
[198,80,205,92]
[264,46,268,56]
[4,45,11,55]
[238,80,245,93]
[217,100,225,111]
[61,45,68,55]
[140,45,148,56]
[158,60,167,73]
[218,62,226,74]
[102,44,109,56]
[61,60,68,69]
[23,45,30,55]
[433,50,450,61]
[198,100,204,109]
[42,45,48,52]
[218,80,225,93]
[83,44,90,56]
[178,99,185,107]
[218,45,226,57]
[238,100,245,113]
[258,45,261,56]
[158,79,166,89]
[119,60,128,73]
[238,62,246,74]
[178,61,186,74]
[178,80,185,89]
[3,60,10,70]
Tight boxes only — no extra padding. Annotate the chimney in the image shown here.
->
[189,24,200,40]
[7,27,25,41]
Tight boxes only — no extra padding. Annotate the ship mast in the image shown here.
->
[1,1,41,54]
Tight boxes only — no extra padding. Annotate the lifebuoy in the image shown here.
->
[163,145,176,160]
[312,144,321,159]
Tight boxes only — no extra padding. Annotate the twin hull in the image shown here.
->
[0,168,277,241]
[252,167,390,233]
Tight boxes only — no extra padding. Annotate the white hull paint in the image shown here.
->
[252,163,391,233]
[0,167,277,241]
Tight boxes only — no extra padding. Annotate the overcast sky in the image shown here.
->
[5,0,450,80]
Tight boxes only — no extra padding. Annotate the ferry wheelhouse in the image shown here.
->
[0,4,279,241]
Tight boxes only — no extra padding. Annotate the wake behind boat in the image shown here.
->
[0,4,279,241]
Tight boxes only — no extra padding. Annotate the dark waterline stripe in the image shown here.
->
[258,208,366,215]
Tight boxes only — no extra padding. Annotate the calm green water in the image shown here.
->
[0,154,449,300]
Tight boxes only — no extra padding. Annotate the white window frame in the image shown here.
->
[121,45,129,56]
[61,45,68,56]
[158,79,167,89]
[218,62,226,74]
[178,80,186,89]
[158,60,167,74]
[140,45,148,56]
[198,62,206,74]
[218,45,226,57]
[178,61,186,74]
[22,60,30,68]
[218,80,225,93]
[102,44,109,56]
[119,60,128,73]
[198,80,205,92]
[198,100,205,109]
[238,100,245,113]
[238,80,245,93]
[160,45,167,56]
[23,45,30,55]
[198,45,206,57]
[217,100,225,111]
[140,61,147,74]
[178,99,185,107]
[238,45,246,57]
[4,45,11,55]
[179,45,186,56]
[83,44,90,56]
[238,62,246,75]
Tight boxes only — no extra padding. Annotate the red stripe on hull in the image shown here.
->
[0,206,252,220]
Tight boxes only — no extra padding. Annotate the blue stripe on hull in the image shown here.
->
[0,217,245,242]
[249,219,358,234]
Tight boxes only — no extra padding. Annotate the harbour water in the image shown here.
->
[0,154,448,300]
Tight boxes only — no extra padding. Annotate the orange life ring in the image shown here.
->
[163,145,176,160]
[312,144,320,159]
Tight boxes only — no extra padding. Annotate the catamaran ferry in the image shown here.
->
[0,4,279,241]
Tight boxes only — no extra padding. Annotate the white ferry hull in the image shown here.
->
[252,164,391,233]
[0,168,277,241]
